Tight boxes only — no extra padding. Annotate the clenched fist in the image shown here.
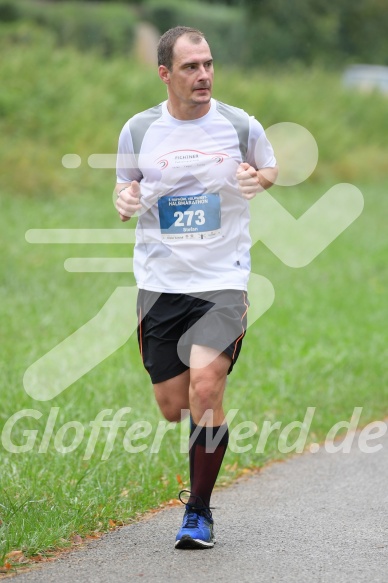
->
[115,181,142,222]
[236,163,263,200]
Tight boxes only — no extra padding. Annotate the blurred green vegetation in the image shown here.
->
[1,0,388,66]
[243,0,388,66]
[1,0,137,57]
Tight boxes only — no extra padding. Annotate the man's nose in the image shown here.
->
[197,65,210,80]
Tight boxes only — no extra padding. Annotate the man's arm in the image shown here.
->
[115,181,142,222]
[237,163,278,200]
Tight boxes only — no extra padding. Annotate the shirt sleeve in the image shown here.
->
[116,121,143,184]
[246,117,277,170]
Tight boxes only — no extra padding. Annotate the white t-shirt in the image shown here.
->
[116,98,276,293]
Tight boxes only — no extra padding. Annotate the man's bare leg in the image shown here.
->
[153,370,190,423]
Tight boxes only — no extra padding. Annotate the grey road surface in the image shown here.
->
[15,427,388,583]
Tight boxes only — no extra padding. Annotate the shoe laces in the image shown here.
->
[178,489,213,522]
[183,509,201,529]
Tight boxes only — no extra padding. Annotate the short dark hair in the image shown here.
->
[157,26,206,70]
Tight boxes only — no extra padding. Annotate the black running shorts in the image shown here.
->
[136,289,249,384]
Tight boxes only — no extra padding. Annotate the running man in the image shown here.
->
[115,26,278,549]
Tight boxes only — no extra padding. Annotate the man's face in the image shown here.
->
[160,35,214,110]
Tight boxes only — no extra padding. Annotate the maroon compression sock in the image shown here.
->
[188,422,229,508]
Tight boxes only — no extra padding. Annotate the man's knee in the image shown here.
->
[189,367,228,414]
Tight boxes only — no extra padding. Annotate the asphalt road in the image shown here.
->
[15,426,388,583]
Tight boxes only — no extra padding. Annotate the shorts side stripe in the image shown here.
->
[139,306,144,362]
[231,291,249,361]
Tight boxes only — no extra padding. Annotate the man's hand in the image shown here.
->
[115,181,142,222]
[237,163,261,200]
[237,163,278,200]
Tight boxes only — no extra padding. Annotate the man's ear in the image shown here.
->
[158,65,170,85]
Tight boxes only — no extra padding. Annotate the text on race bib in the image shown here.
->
[158,193,221,241]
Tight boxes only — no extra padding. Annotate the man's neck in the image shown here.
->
[166,100,211,121]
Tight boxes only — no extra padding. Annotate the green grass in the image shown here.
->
[1,24,388,568]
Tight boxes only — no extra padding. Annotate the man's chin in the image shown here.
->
[192,93,212,105]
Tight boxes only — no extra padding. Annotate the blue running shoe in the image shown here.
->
[175,491,215,550]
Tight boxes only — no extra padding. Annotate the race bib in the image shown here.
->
[158,193,221,241]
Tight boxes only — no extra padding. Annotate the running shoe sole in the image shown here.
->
[175,535,215,549]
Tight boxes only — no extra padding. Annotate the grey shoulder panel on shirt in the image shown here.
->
[128,104,163,155]
[216,101,250,162]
